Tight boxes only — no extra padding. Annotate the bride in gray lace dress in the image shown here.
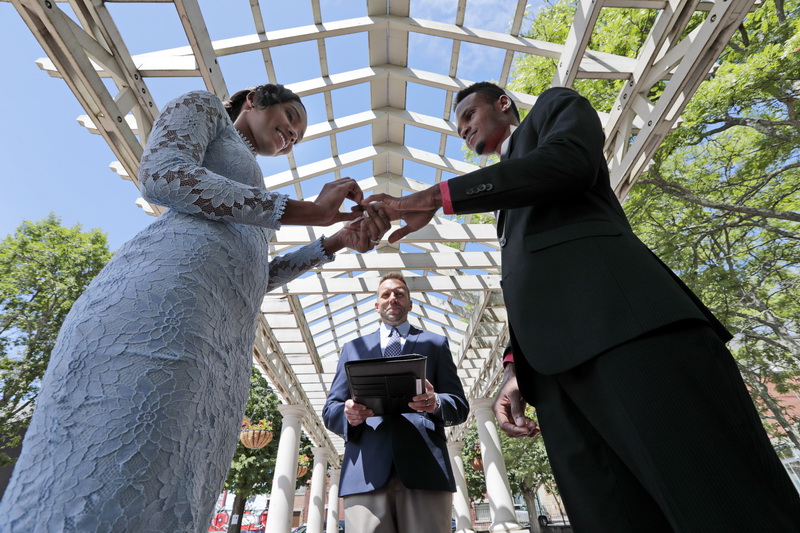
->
[0,85,389,532]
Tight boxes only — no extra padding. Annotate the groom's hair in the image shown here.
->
[455,81,520,121]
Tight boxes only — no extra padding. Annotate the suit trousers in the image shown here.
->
[516,321,800,532]
[343,473,453,533]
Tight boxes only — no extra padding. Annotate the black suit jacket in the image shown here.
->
[447,87,730,374]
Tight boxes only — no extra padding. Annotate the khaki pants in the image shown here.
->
[343,474,453,533]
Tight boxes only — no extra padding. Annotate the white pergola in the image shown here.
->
[8,0,756,462]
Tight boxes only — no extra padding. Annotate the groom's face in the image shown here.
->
[455,92,511,156]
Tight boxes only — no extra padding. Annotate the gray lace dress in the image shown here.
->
[0,91,332,532]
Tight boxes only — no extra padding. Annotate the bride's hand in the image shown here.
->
[281,177,364,226]
[322,204,391,254]
[312,178,364,225]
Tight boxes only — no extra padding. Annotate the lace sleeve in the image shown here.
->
[138,90,287,229]
[266,237,335,292]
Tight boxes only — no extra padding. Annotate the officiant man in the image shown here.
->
[323,271,469,533]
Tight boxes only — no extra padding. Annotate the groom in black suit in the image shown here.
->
[365,82,800,532]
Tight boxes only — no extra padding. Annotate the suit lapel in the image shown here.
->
[496,126,520,238]
[368,329,382,359]
[403,325,422,355]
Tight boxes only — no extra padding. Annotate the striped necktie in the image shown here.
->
[384,327,402,358]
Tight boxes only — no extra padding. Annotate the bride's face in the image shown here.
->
[247,98,307,157]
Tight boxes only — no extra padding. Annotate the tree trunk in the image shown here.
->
[227,493,247,533]
[523,488,542,533]
[553,495,567,523]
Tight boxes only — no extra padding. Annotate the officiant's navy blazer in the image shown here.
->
[322,325,469,497]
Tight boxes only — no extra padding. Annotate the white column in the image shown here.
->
[473,398,528,533]
[325,468,341,533]
[307,447,332,533]
[265,404,307,533]
[447,440,476,533]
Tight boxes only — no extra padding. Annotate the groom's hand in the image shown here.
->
[493,364,540,438]
[363,186,442,243]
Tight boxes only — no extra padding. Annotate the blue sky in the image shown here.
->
[1,0,535,251]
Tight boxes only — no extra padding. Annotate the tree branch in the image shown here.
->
[774,0,786,23]
[739,366,800,447]
[737,23,750,47]
[639,172,800,223]
[722,114,799,139]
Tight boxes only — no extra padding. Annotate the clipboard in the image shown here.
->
[344,354,427,415]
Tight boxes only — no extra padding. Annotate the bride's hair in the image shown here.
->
[224,84,305,121]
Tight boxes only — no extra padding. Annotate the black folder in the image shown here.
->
[344,354,427,415]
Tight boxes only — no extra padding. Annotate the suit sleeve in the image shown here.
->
[322,342,362,442]
[447,87,606,214]
[431,337,469,426]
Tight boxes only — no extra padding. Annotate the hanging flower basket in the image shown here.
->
[240,429,273,449]
[240,418,274,449]
[297,454,311,477]
[471,455,484,471]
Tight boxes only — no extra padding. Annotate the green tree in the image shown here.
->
[501,411,559,531]
[0,214,111,465]
[624,0,800,447]
[462,423,487,502]
[461,416,559,531]
[510,0,659,111]
[222,368,312,533]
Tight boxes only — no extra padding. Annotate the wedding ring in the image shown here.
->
[363,209,370,219]
[371,238,381,244]
[425,398,430,405]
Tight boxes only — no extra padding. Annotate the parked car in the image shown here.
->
[514,504,531,527]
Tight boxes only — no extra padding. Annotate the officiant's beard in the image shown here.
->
[381,306,408,326]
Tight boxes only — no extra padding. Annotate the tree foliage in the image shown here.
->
[624,0,800,446]
[0,214,112,465]
[461,415,557,529]
[222,368,312,533]
[499,414,558,529]
[461,423,487,502]
[223,370,282,501]
[511,1,658,110]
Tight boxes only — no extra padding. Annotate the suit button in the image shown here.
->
[499,237,507,247]
[466,188,474,195]
[477,184,486,192]
[486,184,493,191]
